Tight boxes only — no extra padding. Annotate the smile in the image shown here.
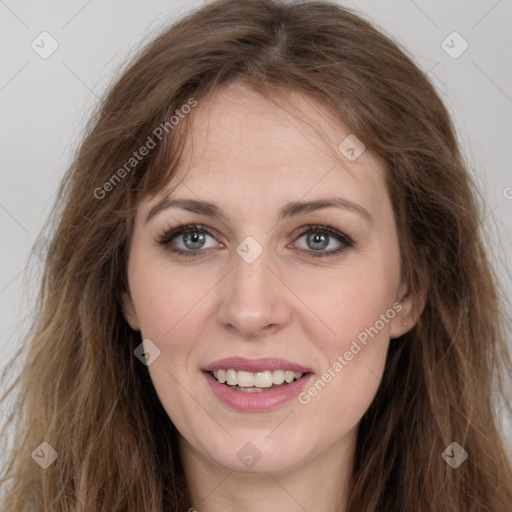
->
[211,368,303,390]
[203,370,313,410]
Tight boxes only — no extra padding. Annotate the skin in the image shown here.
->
[122,83,423,512]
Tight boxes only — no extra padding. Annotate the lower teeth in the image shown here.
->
[226,383,288,392]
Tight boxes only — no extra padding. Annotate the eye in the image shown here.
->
[292,225,354,258]
[158,223,221,257]
[157,223,354,259]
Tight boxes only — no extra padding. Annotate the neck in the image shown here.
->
[179,430,356,512]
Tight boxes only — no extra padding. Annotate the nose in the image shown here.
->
[216,244,292,339]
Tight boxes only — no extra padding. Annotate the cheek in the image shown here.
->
[297,262,399,349]
[292,261,399,414]
[128,252,214,341]
[127,258,213,428]
[291,250,400,424]
[294,275,396,435]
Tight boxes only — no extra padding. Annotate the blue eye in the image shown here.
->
[158,223,353,259]
[158,224,219,257]
[293,225,353,258]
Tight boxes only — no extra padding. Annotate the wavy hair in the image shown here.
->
[1,0,511,510]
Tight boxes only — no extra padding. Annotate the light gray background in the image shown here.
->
[1,0,511,458]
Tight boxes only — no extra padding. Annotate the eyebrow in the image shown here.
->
[144,196,372,225]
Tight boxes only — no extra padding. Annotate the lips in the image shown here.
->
[203,370,314,411]
[201,356,314,411]
[202,356,313,374]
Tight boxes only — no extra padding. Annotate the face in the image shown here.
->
[122,83,419,475]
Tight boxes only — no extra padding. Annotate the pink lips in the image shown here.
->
[202,357,314,411]
[202,356,313,374]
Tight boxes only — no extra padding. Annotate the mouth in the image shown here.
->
[206,368,310,393]
[202,356,314,410]
[202,360,314,410]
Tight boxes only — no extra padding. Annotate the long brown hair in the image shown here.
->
[1,0,511,510]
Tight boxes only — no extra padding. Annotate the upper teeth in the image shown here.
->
[213,369,303,388]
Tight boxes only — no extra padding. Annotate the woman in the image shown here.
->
[1,0,511,510]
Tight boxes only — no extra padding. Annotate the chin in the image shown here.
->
[200,433,306,475]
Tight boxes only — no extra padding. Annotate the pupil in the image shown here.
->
[184,231,205,249]
[308,232,328,250]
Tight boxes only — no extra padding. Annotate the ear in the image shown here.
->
[389,280,426,339]
[121,290,141,331]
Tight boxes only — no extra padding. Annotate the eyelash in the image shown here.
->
[157,223,354,259]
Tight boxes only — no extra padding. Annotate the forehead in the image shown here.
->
[145,83,389,219]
